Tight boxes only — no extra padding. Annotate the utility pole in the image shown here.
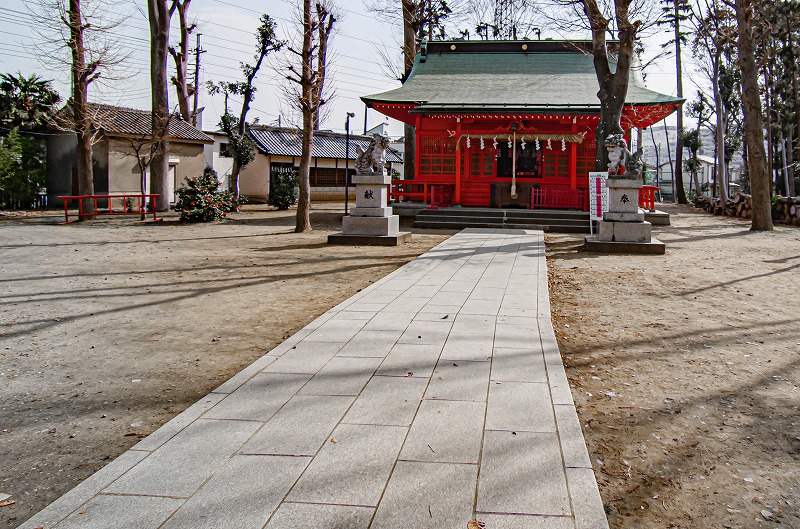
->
[191,33,205,128]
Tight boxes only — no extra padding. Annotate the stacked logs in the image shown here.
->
[694,193,800,225]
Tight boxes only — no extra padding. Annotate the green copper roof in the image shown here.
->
[362,40,681,113]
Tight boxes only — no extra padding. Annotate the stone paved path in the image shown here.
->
[21,228,608,529]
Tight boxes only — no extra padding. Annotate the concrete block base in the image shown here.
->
[603,211,645,222]
[597,220,652,243]
[328,232,412,246]
[584,236,665,255]
[349,206,393,217]
[644,210,671,225]
[342,215,399,236]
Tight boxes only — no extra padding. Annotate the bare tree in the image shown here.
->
[169,0,196,124]
[726,0,772,230]
[30,0,127,217]
[148,0,172,211]
[207,14,283,207]
[542,1,660,170]
[285,0,336,232]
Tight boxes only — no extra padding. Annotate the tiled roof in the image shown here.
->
[248,126,404,163]
[362,40,683,112]
[87,103,213,143]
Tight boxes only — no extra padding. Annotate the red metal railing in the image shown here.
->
[58,194,160,223]
[531,187,589,211]
[388,180,452,203]
[638,185,660,211]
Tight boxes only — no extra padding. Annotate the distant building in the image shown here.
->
[47,103,213,206]
[204,126,403,202]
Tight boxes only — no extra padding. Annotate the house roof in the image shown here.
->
[362,40,682,121]
[87,103,213,143]
[248,126,404,163]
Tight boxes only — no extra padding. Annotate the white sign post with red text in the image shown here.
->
[588,171,609,235]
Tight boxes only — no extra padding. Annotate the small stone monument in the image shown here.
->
[328,134,411,246]
[585,133,665,254]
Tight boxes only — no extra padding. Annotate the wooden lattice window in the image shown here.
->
[420,137,456,177]
[469,149,495,178]
[576,139,597,180]
[311,167,338,186]
[542,150,569,179]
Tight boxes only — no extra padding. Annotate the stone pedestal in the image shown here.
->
[586,174,665,254]
[328,172,411,246]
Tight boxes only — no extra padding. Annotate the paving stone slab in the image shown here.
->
[132,393,226,452]
[494,323,541,349]
[362,312,416,331]
[49,495,184,529]
[440,332,494,362]
[375,343,443,378]
[241,395,355,456]
[397,320,453,345]
[161,455,310,529]
[566,467,610,529]
[477,430,571,516]
[426,359,491,402]
[371,461,478,528]
[263,342,344,374]
[299,356,383,396]
[384,296,430,313]
[554,404,593,469]
[203,372,312,422]
[342,375,428,426]
[18,450,150,529]
[476,514,575,529]
[303,319,368,343]
[486,381,556,433]
[399,399,485,464]
[450,314,497,334]
[286,423,408,506]
[491,347,548,383]
[337,329,404,357]
[212,355,277,394]
[103,418,261,498]
[460,299,502,315]
[264,502,374,528]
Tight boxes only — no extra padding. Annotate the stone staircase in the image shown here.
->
[412,207,595,233]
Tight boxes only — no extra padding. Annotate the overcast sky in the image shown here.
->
[0,0,685,138]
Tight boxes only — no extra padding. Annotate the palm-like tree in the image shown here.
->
[0,73,61,130]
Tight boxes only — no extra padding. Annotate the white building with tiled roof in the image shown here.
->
[46,104,213,206]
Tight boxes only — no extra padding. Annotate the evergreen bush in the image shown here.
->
[268,170,299,210]
[175,166,236,222]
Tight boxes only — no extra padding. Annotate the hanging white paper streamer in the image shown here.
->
[561,138,566,151]
[480,137,485,150]
[507,137,512,149]
[520,136,526,149]
[466,136,471,148]
[493,136,498,149]
[547,138,552,150]
[535,138,540,150]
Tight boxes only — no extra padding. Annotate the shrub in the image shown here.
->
[175,166,236,222]
[268,170,298,210]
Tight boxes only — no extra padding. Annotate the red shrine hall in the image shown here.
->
[362,40,682,210]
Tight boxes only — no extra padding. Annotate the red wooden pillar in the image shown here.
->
[415,114,422,181]
[455,118,462,204]
[569,121,578,190]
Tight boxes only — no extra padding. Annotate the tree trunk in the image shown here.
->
[735,0,772,230]
[402,0,416,180]
[673,0,688,204]
[295,0,314,233]
[148,0,171,211]
[69,0,95,217]
[713,54,728,205]
[170,0,192,123]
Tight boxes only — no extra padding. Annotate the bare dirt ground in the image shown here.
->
[548,204,800,529]
[0,204,450,529]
